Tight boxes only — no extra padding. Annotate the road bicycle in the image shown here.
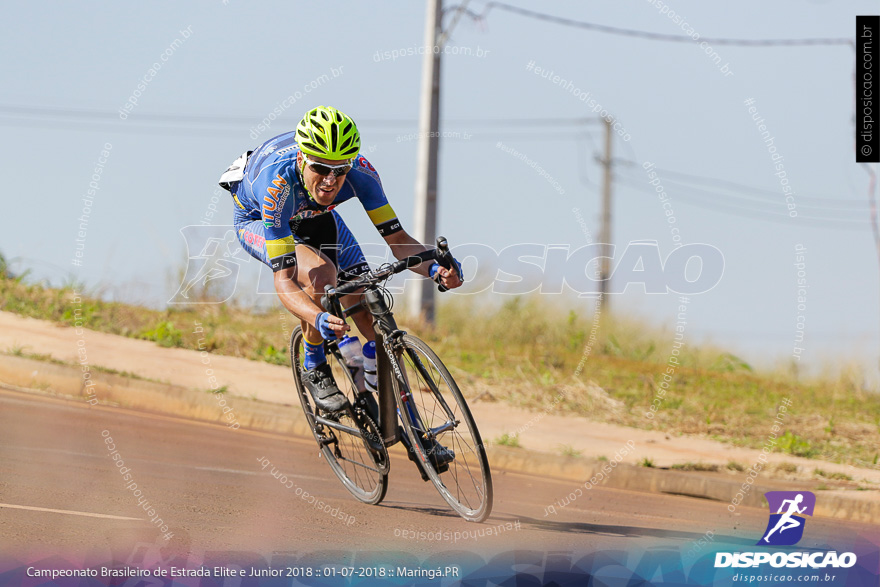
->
[289,238,493,522]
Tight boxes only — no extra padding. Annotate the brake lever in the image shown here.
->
[435,236,453,293]
[323,284,345,318]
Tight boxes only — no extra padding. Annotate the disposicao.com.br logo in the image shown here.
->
[715,491,858,570]
[758,490,815,546]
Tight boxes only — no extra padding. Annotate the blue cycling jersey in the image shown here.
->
[227,131,402,271]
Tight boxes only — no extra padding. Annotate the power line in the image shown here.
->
[0,104,423,128]
[463,2,852,47]
[616,172,866,221]
[459,133,589,140]
[614,166,869,215]
[0,104,603,127]
[0,117,242,138]
[575,131,601,190]
[0,104,606,140]
[616,173,868,224]
[616,175,870,230]
[0,105,258,126]
[446,117,605,126]
[634,179,867,217]
[0,117,595,142]
[439,0,473,48]
[614,161,867,207]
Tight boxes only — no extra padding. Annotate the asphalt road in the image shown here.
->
[1,388,877,575]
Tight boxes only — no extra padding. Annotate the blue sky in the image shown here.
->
[1,0,877,381]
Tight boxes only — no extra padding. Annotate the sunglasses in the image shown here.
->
[303,155,353,177]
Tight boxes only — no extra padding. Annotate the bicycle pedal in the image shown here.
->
[415,459,448,481]
[413,459,432,482]
[406,444,449,481]
[404,443,429,480]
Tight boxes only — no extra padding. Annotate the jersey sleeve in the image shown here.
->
[253,162,297,271]
[351,155,403,237]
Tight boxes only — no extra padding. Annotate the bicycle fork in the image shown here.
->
[383,334,458,445]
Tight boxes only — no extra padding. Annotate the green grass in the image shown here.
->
[9,344,35,358]
[813,469,853,481]
[774,462,799,474]
[777,431,816,458]
[494,433,521,448]
[139,321,184,348]
[252,343,288,366]
[670,462,720,472]
[3,277,880,468]
[639,457,655,468]
[1,348,164,384]
[559,444,582,458]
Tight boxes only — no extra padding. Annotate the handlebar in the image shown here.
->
[435,236,454,293]
[321,236,456,313]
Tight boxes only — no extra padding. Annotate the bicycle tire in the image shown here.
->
[392,334,493,522]
[290,327,388,505]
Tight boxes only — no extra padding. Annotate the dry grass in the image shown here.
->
[2,277,879,469]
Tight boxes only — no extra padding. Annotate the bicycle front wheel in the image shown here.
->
[290,327,388,505]
[393,334,493,522]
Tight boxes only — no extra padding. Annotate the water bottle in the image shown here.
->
[338,335,365,391]
[338,335,363,366]
[363,340,377,393]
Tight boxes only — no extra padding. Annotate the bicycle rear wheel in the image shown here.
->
[392,334,493,522]
[290,327,388,505]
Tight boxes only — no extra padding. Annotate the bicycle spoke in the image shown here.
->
[290,327,388,505]
[394,334,493,521]
[336,454,382,474]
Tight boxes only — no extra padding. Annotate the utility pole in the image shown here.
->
[407,0,443,324]
[598,118,613,313]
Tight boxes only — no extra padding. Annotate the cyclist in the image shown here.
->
[219,106,462,463]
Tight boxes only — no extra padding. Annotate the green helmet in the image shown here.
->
[296,106,360,160]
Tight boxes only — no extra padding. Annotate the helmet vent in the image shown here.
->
[296,106,360,159]
[330,122,339,150]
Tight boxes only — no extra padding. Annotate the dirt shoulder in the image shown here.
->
[2,310,878,493]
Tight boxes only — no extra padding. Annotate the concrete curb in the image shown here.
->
[487,447,880,523]
[0,354,315,439]
[3,354,878,524]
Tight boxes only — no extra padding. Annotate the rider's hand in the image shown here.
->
[430,258,464,290]
[315,311,350,340]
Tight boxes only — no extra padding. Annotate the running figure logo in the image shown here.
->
[757,491,816,546]
[168,226,246,304]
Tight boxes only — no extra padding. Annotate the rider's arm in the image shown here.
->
[383,229,435,278]
[350,154,461,288]
[257,162,347,335]
[274,266,322,324]
[273,266,347,334]
[383,229,463,289]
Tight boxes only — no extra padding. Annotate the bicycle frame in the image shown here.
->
[331,285,400,446]
[320,240,459,445]
[335,284,459,448]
